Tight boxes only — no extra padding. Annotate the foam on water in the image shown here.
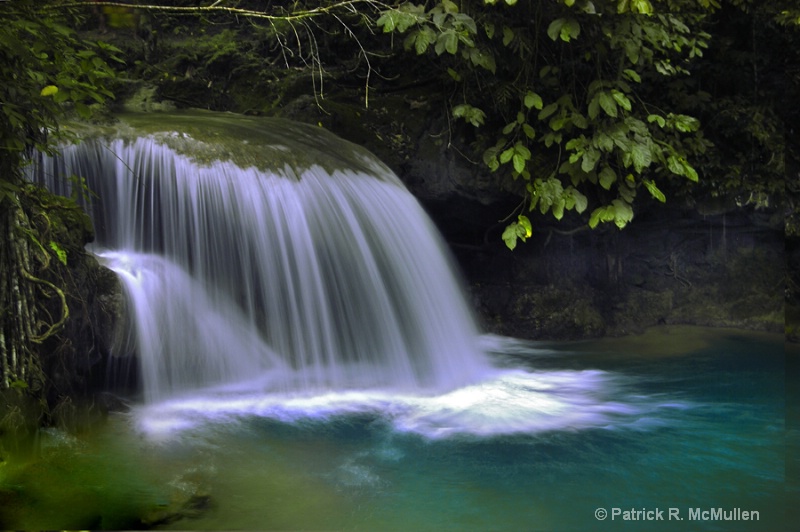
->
[132,354,683,441]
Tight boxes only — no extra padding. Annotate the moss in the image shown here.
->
[21,185,94,256]
[0,390,44,452]
[608,289,673,336]
[510,284,606,340]
[66,110,402,181]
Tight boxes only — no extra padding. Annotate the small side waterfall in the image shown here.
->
[32,113,487,402]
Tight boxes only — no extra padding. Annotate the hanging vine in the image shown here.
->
[0,204,46,392]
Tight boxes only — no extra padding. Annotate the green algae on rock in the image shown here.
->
[65,110,402,182]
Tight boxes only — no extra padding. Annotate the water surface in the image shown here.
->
[1,326,786,531]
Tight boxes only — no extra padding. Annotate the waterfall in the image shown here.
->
[31,112,487,402]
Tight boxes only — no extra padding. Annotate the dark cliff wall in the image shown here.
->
[458,209,784,339]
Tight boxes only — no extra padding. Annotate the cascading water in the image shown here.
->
[32,111,674,442]
[31,112,488,403]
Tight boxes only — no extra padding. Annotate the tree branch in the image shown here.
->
[52,1,392,23]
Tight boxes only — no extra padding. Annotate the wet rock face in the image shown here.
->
[461,209,785,340]
[38,251,125,407]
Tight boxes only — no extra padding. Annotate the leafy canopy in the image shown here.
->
[0,0,121,204]
[377,0,722,247]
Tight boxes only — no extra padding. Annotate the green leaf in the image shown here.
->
[623,69,641,83]
[397,7,421,32]
[499,148,514,164]
[589,206,614,228]
[552,196,566,220]
[568,187,588,213]
[647,114,666,128]
[511,143,531,174]
[631,0,654,14]
[624,40,640,64]
[593,132,614,152]
[469,47,496,72]
[442,0,459,13]
[565,136,585,151]
[550,116,569,131]
[547,19,565,42]
[40,85,58,97]
[515,142,532,160]
[683,161,699,181]
[517,215,532,238]
[612,199,634,229]
[581,148,601,173]
[377,11,398,32]
[435,30,459,55]
[667,155,684,176]
[598,92,618,117]
[512,153,526,174]
[599,167,617,190]
[524,91,543,110]
[48,241,68,266]
[643,179,666,202]
[609,125,631,150]
[445,31,458,54]
[588,95,600,120]
[502,26,515,46]
[407,26,436,54]
[522,123,536,139]
[631,143,652,173]
[672,114,700,132]
[483,147,500,172]
[454,13,477,34]
[502,223,520,250]
[562,19,581,42]
[611,90,632,111]
[452,104,486,127]
[502,217,531,250]
[542,131,562,148]
[619,180,636,203]
[547,18,580,42]
[538,102,559,120]
[571,113,588,129]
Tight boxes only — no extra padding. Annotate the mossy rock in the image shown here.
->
[509,284,606,340]
[123,85,178,113]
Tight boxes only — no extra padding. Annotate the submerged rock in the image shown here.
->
[140,467,214,526]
